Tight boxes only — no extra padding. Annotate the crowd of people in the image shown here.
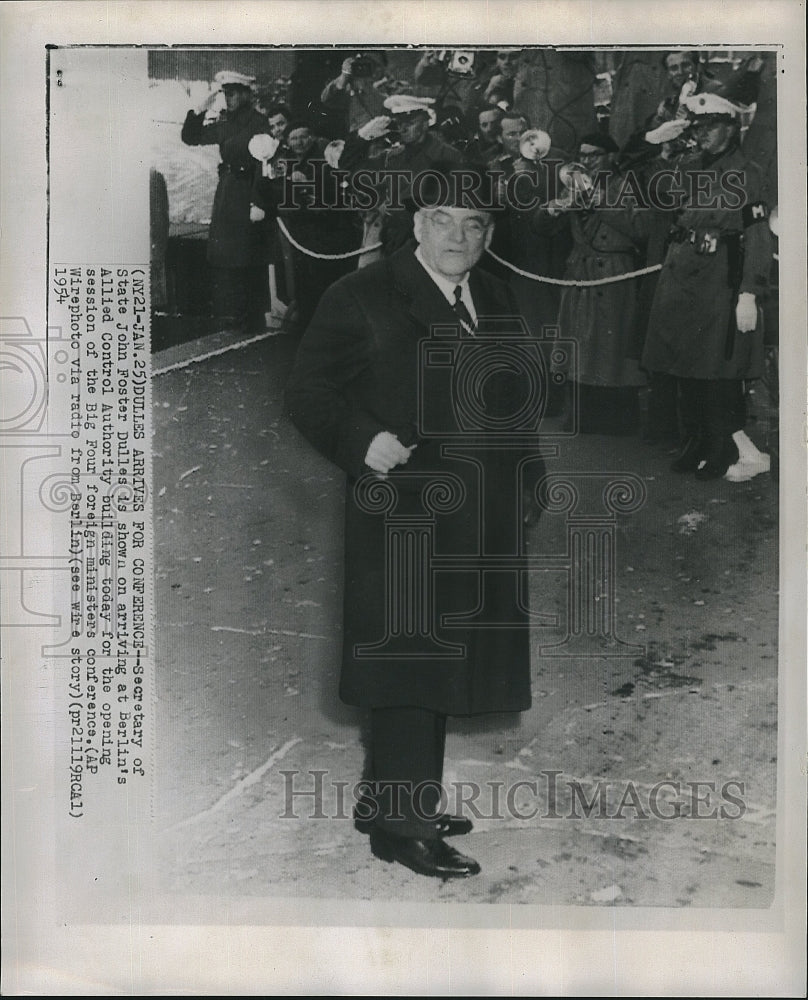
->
[176,48,777,881]
[178,49,776,485]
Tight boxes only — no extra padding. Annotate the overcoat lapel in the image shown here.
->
[389,247,458,334]
[386,244,513,338]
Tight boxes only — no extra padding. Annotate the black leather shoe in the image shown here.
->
[353,795,473,837]
[369,827,481,878]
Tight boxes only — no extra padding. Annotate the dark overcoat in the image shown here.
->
[181,105,269,268]
[286,245,546,715]
[641,143,772,380]
[557,202,647,387]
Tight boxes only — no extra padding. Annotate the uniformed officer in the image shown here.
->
[181,70,269,333]
[340,94,465,258]
[642,92,773,481]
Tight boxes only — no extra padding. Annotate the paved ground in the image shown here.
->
[151,325,778,909]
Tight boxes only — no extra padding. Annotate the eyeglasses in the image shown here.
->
[426,211,489,238]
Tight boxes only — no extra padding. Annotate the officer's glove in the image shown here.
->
[735,292,758,333]
[645,118,689,145]
[358,115,392,141]
[249,204,266,223]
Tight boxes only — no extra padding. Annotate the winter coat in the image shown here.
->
[181,104,269,267]
[642,142,772,380]
[557,200,647,387]
[285,244,547,714]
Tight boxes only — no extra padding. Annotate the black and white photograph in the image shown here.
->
[1,2,806,995]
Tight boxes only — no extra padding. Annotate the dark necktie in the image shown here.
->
[453,285,475,334]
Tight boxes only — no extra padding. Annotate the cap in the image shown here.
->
[383,94,437,125]
[403,162,504,214]
[683,92,745,121]
[214,70,256,89]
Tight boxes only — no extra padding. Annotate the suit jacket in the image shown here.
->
[286,244,548,714]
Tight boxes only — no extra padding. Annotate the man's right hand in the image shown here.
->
[364,431,416,476]
[195,89,220,115]
[357,115,392,141]
[645,118,689,145]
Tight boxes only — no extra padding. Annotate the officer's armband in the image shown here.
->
[742,200,769,228]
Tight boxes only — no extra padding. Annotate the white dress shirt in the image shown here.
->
[414,246,478,326]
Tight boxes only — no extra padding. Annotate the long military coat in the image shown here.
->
[557,202,647,387]
[642,142,772,380]
[181,104,269,268]
[286,245,546,715]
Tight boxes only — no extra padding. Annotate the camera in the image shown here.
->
[442,49,477,76]
[418,317,578,439]
[349,54,376,78]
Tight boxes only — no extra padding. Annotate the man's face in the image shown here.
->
[496,51,520,77]
[413,207,493,282]
[499,117,527,156]
[287,127,314,156]
[395,111,430,146]
[222,85,251,113]
[578,143,611,176]
[691,118,736,156]
[478,110,502,141]
[665,53,696,89]
[268,113,289,139]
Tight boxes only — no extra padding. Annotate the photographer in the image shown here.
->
[462,106,504,166]
[320,52,390,133]
[252,119,358,330]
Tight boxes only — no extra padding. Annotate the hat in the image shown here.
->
[404,162,504,214]
[383,94,437,125]
[683,92,744,121]
[214,70,256,89]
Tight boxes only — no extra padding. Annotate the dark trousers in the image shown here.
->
[368,706,447,840]
[678,377,745,472]
[679,378,745,439]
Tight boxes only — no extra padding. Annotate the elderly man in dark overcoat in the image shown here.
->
[285,167,545,878]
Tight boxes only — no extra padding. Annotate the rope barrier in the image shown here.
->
[276,218,663,286]
[276,218,382,260]
[484,248,663,286]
